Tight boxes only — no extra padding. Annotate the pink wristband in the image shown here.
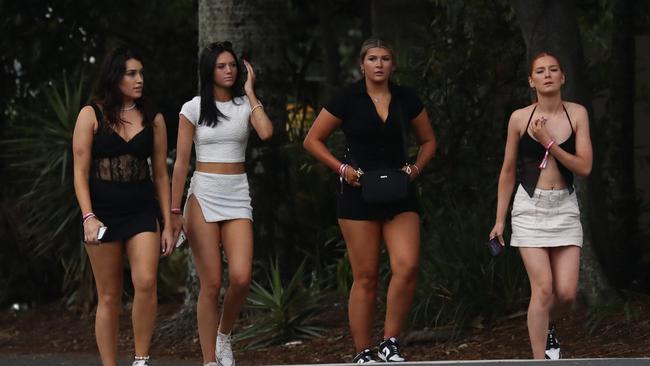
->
[171,208,182,215]
[82,213,96,224]
[539,140,556,169]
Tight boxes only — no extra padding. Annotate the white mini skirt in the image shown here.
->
[185,171,253,222]
[510,185,582,248]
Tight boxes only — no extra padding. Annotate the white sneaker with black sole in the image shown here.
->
[132,356,149,366]
[378,337,405,362]
[353,348,377,363]
[545,324,561,360]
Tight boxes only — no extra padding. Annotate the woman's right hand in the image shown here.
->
[342,165,362,187]
[83,217,105,244]
[171,213,185,242]
[489,222,505,246]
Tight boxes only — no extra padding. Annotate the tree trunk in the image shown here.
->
[370,0,431,86]
[513,0,616,305]
[602,0,637,287]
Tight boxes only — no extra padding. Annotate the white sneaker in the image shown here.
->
[216,331,235,366]
[132,356,150,366]
[544,325,561,360]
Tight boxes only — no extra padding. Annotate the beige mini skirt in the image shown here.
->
[510,185,582,248]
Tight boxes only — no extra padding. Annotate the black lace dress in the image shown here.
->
[84,104,161,243]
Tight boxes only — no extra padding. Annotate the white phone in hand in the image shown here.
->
[97,226,108,240]
[175,230,187,248]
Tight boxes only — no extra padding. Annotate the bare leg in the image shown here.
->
[219,219,253,334]
[186,194,223,364]
[382,212,420,338]
[85,241,124,366]
[519,247,554,359]
[126,230,161,358]
[549,246,581,321]
[338,218,382,352]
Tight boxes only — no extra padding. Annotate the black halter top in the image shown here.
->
[517,104,576,197]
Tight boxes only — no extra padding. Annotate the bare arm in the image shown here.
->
[549,105,592,176]
[407,109,437,179]
[151,113,174,255]
[170,115,195,236]
[530,103,592,177]
[72,105,103,243]
[303,108,360,185]
[303,108,343,172]
[489,111,521,244]
[243,60,273,140]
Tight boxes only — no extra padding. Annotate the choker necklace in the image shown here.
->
[121,103,136,111]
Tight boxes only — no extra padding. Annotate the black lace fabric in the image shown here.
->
[92,154,150,182]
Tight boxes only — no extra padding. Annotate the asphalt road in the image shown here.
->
[1,355,649,366]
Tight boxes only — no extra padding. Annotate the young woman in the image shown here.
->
[72,48,174,366]
[170,41,273,366]
[303,38,436,363]
[489,52,593,359]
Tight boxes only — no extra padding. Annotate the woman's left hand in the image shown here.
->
[243,59,256,95]
[160,226,175,257]
[402,164,420,181]
[530,117,553,146]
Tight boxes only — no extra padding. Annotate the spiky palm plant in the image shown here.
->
[1,73,95,310]
[235,259,327,349]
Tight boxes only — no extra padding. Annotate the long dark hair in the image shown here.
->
[198,41,245,127]
[91,47,154,128]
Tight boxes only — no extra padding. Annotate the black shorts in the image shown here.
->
[336,179,419,221]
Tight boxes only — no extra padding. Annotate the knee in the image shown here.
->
[200,278,222,301]
[555,289,577,308]
[228,273,251,293]
[532,285,554,307]
[392,262,419,283]
[133,274,157,295]
[354,271,378,293]
[98,290,122,311]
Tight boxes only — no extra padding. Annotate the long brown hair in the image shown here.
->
[91,47,154,128]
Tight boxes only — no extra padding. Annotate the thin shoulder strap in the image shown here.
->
[562,104,575,132]
[525,105,537,130]
[89,103,105,128]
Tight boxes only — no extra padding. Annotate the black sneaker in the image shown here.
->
[378,337,405,362]
[353,348,377,363]
[545,324,561,360]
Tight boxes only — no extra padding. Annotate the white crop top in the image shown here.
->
[179,96,251,163]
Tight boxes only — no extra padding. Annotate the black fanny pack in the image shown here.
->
[359,169,409,203]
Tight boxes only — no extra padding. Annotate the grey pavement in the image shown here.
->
[1,355,650,366]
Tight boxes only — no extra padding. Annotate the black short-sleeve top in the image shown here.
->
[323,80,424,171]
